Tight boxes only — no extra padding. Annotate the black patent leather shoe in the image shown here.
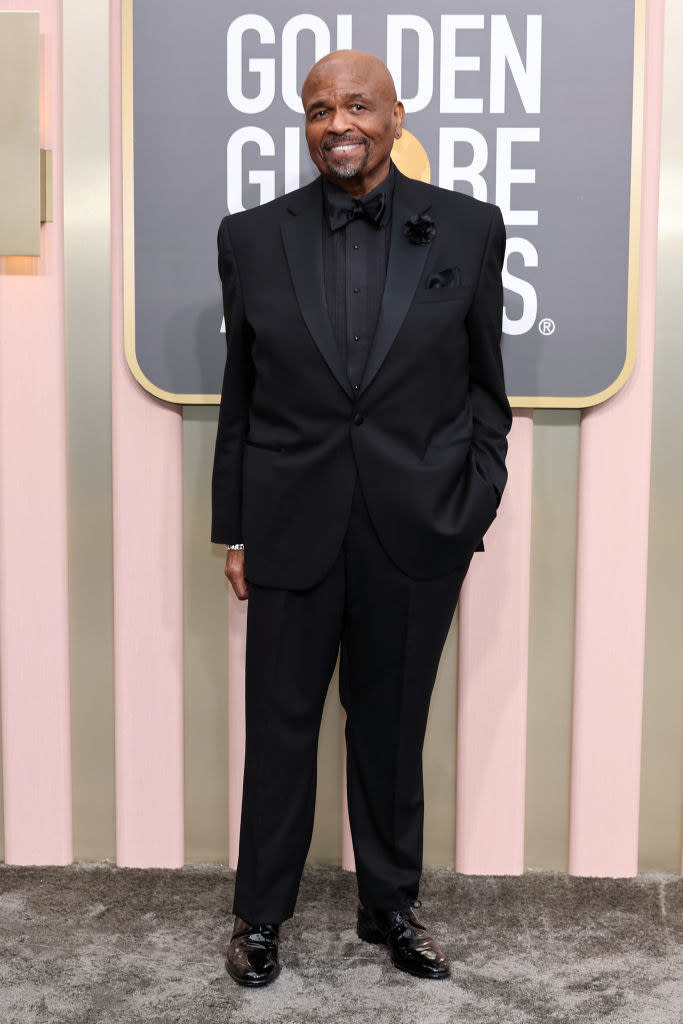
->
[225,916,281,986]
[357,902,450,980]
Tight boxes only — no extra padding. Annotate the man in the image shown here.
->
[212,49,511,986]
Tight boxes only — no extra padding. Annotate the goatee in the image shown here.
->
[321,141,369,180]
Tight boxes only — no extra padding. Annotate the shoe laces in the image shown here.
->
[397,900,425,929]
[390,900,424,930]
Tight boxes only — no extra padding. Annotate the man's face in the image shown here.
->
[302,53,404,196]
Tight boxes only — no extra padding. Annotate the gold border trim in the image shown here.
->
[122,0,218,404]
[122,0,646,408]
[509,0,646,408]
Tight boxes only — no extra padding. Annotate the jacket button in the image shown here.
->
[353,413,364,426]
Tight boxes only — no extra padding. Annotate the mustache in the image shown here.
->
[323,137,367,150]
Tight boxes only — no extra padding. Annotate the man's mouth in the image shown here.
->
[325,141,365,155]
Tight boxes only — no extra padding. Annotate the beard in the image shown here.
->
[321,138,370,179]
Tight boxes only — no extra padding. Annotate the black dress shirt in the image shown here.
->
[321,163,396,393]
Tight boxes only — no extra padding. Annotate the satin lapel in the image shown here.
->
[359,173,432,395]
[280,179,354,400]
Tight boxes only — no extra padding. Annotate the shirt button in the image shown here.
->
[353,243,359,250]
[353,287,360,293]
[353,412,364,425]
[353,384,359,390]
[353,334,359,341]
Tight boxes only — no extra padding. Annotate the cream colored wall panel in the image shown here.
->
[310,663,343,865]
[0,13,40,255]
[640,0,683,874]
[525,411,580,871]
[423,614,458,868]
[183,408,231,862]
[63,0,116,861]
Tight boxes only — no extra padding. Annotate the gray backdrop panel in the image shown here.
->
[131,1,636,404]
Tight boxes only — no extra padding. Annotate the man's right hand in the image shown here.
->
[225,548,248,600]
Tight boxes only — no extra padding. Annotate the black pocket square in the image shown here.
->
[427,267,463,290]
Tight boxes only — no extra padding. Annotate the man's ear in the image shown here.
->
[394,100,405,137]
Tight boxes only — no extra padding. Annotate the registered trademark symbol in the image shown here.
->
[538,318,556,336]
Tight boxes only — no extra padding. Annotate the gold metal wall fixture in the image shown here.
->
[40,149,53,224]
[63,0,117,861]
[0,12,52,256]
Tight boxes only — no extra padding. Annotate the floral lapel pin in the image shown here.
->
[402,213,436,245]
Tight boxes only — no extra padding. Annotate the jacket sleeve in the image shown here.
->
[465,204,512,505]
[211,215,254,544]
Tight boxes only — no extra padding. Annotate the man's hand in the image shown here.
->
[225,548,248,600]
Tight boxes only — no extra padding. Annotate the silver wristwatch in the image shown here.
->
[226,543,245,550]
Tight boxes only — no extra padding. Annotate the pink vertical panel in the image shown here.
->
[110,2,184,867]
[456,412,533,874]
[0,0,72,864]
[569,1,664,877]
[227,590,247,869]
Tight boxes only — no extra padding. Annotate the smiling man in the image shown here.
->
[212,49,512,987]
[303,50,402,190]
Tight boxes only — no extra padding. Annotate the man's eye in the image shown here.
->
[352,104,365,111]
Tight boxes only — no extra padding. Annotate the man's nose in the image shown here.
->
[327,107,354,135]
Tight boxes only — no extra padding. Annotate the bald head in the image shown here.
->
[302,50,398,107]
[301,50,404,196]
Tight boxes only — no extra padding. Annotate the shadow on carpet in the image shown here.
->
[0,863,681,1024]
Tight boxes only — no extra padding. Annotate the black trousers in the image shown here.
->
[233,472,471,924]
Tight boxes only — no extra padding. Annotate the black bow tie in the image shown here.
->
[326,190,386,231]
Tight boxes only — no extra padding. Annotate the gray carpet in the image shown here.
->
[0,863,680,1024]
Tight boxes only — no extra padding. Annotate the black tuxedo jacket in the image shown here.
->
[212,166,512,589]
